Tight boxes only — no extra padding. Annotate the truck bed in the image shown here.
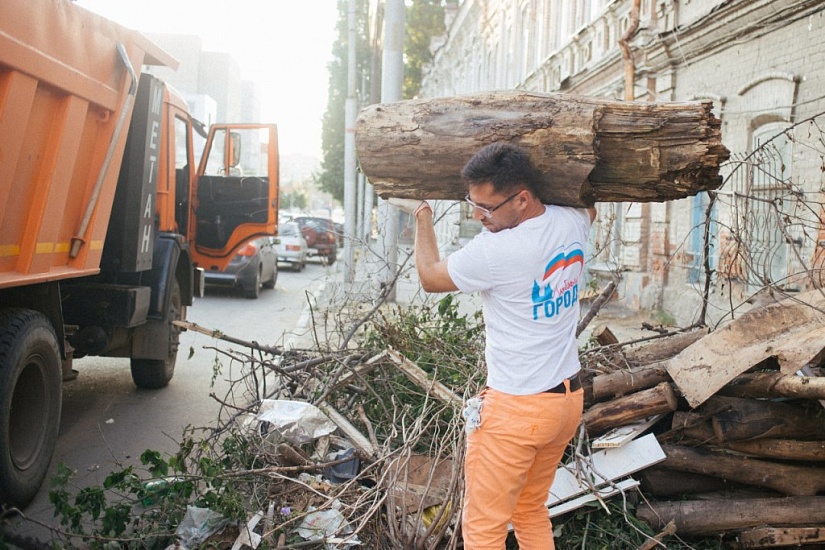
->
[0,0,176,288]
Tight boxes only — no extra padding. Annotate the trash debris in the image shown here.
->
[297,502,360,546]
[231,510,263,550]
[323,447,360,483]
[172,506,229,549]
[257,399,337,444]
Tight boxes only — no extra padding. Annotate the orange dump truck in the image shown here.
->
[0,0,279,506]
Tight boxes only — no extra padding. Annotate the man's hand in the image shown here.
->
[387,198,431,217]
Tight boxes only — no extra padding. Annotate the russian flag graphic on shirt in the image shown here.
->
[531,243,584,320]
[542,249,585,281]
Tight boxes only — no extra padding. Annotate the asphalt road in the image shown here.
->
[6,259,336,541]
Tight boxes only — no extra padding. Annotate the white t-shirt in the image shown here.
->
[447,205,591,395]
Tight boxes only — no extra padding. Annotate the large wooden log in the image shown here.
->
[721,439,825,462]
[670,411,717,443]
[623,327,709,366]
[582,382,678,436]
[702,396,825,442]
[636,497,825,536]
[660,443,825,496]
[355,91,729,207]
[638,466,746,496]
[739,526,825,548]
[718,371,825,400]
[591,361,670,401]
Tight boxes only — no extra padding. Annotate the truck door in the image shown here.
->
[190,124,279,272]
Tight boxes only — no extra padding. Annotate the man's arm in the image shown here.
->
[413,208,458,293]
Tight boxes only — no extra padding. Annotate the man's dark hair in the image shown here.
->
[461,142,541,195]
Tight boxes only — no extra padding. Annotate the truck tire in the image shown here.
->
[0,308,62,508]
[130,279,182,389]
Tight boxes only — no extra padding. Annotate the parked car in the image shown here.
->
[293,216,338,265]
[204,236,278,299]
[275,221,308,271]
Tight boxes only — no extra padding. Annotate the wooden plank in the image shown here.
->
[547,478,639,517]
[387,349,463,406]
[666,289,825,408]
[592,415,663,449]
[546,433,665,506]
[325,350,388,394]
[319,402,377,458]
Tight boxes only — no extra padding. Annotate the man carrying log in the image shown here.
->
[389,142,596,549]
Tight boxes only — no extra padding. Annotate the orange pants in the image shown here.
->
[462,384,583,549]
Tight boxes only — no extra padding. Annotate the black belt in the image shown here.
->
[543,374,581,394]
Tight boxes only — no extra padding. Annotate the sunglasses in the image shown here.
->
[464,190,521,218]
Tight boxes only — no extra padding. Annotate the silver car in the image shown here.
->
[275,221,308,271]
[204,236,278,299]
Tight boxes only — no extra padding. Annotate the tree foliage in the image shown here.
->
[315,0,372,202]
[404,0,447,99]
[316,0,447,203]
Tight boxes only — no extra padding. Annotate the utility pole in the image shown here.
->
[342,0,358,283]
[377,0,404,301]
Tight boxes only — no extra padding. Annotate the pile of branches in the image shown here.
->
[3,290,488,549]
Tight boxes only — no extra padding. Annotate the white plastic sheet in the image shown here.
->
[257,399,337,444]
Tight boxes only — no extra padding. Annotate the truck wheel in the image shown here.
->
[131,279,182,389]
[0,308,62,508]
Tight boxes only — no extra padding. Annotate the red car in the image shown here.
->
[292,216,338,265]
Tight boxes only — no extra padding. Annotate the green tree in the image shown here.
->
[404,0,446,99]
[316,0,448,203]
[315,0,372,202]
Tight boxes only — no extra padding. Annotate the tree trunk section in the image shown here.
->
[623,327,709,366]
[701,396,825,442]
[591,361,670,401]
[718,371,825,400]
[739,526,825,547]
[636,497,825,536]
[582,382,678,436]
[638,466,746,497]
[660,443,825,496]
[355,91,729,207]
[721,439,825,462]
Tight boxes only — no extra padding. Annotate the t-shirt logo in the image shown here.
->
[531,243,584,320]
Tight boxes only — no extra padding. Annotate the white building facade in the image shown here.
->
[420,0,825,324]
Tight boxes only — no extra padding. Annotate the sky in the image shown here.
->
[76,0,339,159]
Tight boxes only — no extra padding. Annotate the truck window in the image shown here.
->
[196,127,274,250]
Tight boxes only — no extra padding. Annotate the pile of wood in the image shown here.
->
[580,289,825,548]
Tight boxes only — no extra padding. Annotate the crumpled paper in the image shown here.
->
[297,502,361,547]
[257,399,337,444]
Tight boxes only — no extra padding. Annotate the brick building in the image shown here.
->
[419,0,825,325]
